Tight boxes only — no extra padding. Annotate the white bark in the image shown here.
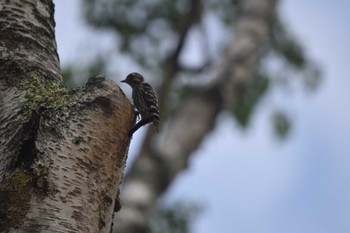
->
[14,77,133,233]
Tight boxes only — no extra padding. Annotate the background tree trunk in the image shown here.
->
[0,1,133,232]
[114,0,278,232]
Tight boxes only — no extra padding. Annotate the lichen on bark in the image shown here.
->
[18,72,81,119]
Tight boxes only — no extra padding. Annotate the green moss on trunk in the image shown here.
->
[19,72,80,120]
[0,169,32,231]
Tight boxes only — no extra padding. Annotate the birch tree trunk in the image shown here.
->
[114,0,278,232]
[0,1,133,232]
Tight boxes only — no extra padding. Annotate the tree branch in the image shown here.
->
[178,60,211,74]
[157,0,203,110]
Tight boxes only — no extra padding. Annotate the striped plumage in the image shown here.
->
[121,72,160,132]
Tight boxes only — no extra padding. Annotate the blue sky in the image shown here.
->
[55,1,350,232]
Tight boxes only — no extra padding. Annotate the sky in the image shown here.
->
[55,1,350,233]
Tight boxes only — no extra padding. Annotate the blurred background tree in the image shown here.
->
[61,0,320,232]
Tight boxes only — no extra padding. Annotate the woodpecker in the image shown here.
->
[121,72,160,137]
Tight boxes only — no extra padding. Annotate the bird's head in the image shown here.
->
[121,72,144,87]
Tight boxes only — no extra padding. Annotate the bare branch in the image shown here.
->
[157,0,203,110]
[178,60,211,74]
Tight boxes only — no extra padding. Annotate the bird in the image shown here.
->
[121,72,160,136]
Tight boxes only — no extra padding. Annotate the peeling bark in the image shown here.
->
[0,1,134,232]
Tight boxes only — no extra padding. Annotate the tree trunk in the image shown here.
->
[0,1,133,232]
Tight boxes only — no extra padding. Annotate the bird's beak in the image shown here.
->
[121,80,126,83]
